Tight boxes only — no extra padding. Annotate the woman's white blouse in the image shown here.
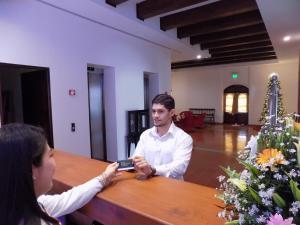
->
[38,178,103,224]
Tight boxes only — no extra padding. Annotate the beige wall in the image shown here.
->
[171,60,298,125]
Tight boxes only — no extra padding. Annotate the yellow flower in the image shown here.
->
[294,122,300,132]
[256,148,286,167]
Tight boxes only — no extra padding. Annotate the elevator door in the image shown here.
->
[88,71,106,160]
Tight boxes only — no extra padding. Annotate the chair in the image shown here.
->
[174,111,194,132]
[193,113,206,128]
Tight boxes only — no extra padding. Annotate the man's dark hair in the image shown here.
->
[152,94,175,111]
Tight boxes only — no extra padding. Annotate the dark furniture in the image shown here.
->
[189,108,215,123]
[127,109,149,157]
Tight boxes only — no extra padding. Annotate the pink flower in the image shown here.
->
[266,214,295,225]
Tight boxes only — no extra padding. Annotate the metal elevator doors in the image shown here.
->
[88,69,106,160]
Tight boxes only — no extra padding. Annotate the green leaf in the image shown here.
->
[294,142,300,167]
[248,186,262,204]
[272,192,286,208]
[228,178,247,192]
[238,160,260,177]
[225,220,239,225]
[290,179,300,201]
[215,194,224,201]
[220,166,240,179]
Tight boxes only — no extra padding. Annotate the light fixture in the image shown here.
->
[283,36,291,42]
[196,54,202,59]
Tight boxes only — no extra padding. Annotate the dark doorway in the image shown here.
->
[87,65,106,161]
[223,85,249,125]
[0,63,53,147]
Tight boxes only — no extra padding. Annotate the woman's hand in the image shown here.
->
[104,162,119,178]
[98,162,121,187]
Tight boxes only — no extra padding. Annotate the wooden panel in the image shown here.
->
[190,24,267,44]
[172,56,276,69]
[161,0,258,30]
[53,151,224,225]
[211,47,275,58]
[209,41,273,54]
[177,10,262,38]
[106,0,128,7]
[137,0,207,20]
[200,33,270,49]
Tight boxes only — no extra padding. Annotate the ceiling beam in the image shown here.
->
[209,41,273,54]
[137,0,207,20]
[200,34,270,49]
[211,51,276,60]
[172,56,277,69]
[211,47,275,58]
[106,0,128,7]
[160,0,258,30]
[190,24,267,45]
[173,53,276,66]
[177,10,262,38]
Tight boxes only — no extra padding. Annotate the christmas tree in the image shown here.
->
[259,73,285,123]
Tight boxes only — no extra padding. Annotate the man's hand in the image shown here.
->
[132,156,153,176]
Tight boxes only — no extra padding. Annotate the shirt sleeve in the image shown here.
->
[38,178,103,218]
[155,135,193,179]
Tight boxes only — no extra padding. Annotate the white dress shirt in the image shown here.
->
[133,122,193,180]
[38,178,103,225]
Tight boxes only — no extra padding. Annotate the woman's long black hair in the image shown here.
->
[0,123,59,225]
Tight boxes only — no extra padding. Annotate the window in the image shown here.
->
[225,94,234,113]
[238,93,247,113]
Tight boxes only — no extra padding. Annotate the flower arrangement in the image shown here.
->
[217,115,300,225]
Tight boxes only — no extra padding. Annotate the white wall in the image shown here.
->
[0,0,171,160]
[172,60,298,125]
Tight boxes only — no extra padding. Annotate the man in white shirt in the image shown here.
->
[132,94,193,180]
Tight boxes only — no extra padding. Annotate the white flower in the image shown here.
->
[256,215,266,223]
[217,210,226,218]
[289,201,300,215]
[217,175,226,182]
[245,135,258,157]
[273,173,283,180]
[289,169,298,178]
[239,213,245,224]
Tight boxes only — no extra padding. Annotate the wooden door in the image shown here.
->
[224,85,249,125]
[21,70,53,146]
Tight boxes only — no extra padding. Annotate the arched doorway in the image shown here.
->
[224,85,249,125]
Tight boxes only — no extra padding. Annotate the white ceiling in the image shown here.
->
[45,0,300,64]
[256,0,300,62]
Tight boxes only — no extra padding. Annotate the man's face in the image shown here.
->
[152,103,174,127]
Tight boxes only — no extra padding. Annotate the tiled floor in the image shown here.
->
[184,124,258,188]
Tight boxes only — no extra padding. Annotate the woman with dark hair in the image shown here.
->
[0,123,119,225]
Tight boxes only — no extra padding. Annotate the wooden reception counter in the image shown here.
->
[52,150,224,225]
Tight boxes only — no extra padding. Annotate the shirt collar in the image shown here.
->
[150,122,176,137]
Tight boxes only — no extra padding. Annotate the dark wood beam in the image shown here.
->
[173,53,276,66]
[212,51,276,60]
[209,41,273,54]
[172,56,277,69]
[161,0,258,30]
[200,34,270,49]
[137,0,207,20]
[106,0,128,7]
[190,24,267,45]
[177,10,262,38]
[211,47,275,58]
